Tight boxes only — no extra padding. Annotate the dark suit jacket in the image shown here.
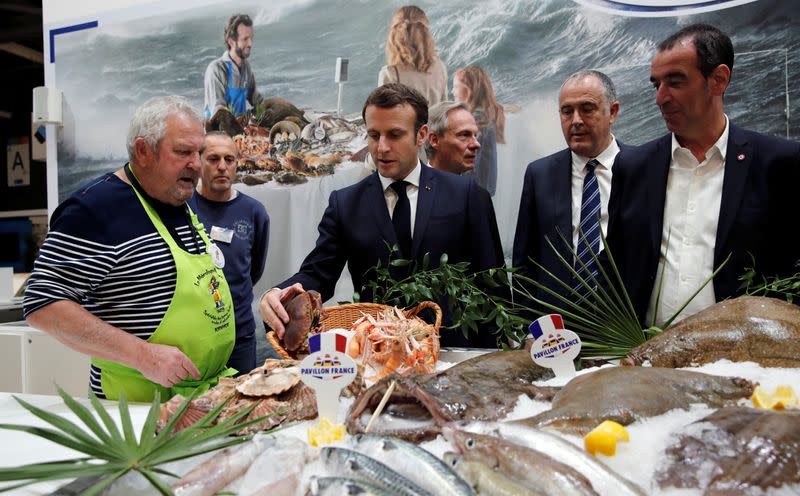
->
[607,124,800,325]
[512,143,629,316]
[281,165,505,347]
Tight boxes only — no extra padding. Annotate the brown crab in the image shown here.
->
[283,290,328,353]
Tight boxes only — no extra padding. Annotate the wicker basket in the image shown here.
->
[266,301,441,360]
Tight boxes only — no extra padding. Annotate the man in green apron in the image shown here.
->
[24,96,236,402]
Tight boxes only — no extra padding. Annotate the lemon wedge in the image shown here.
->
[751,385,798,410]
[584,420,630,456]
[307,416,346,446]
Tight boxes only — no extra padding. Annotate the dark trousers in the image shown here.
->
[227,332,256,376]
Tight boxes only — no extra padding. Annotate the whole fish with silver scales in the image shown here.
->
[349,434,475,496]
[320,446,434,496]
[307,476,395,496]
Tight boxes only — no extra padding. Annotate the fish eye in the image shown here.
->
[466,437,475,449]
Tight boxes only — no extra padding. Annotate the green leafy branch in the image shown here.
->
[739,255,800,304]
[0,386,276,495]
[354,244,529,346]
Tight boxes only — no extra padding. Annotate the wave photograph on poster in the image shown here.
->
[52,0,797,203]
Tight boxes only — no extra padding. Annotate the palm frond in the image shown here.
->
[511,224,725,358]
[0,386,281,493]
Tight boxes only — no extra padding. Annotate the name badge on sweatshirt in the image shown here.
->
[210,226,234,244]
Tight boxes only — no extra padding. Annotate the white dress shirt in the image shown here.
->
[378,161,422,235]
[646,116,729,327]
[570,138,620,251]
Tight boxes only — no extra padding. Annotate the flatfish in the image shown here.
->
[347,350,557,442]
[656,406,800,493]
[519,367,755,434]
[623,296,800,368]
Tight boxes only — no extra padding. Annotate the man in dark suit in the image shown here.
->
[607,23,800,327]
[513,70,624,317]
[259,83,504,347]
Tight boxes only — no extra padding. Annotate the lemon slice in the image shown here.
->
[307,416,346,446]
[752,385,798,410]
[773,385,799,408]
[584,420,629,456]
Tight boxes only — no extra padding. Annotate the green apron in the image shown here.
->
[92,180,236,402]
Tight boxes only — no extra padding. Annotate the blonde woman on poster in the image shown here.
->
[378,5,448,107]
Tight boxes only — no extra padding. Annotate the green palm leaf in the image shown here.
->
[511,224,728,358]
[0,386,281,493]
[55,387,113,447]
[117,393,139,452]
[89,392,124,444]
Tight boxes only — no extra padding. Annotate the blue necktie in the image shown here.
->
[390,181,412,258]
[574,159,601,294]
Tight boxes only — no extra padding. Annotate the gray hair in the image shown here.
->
[126,95,203,160]
[561,70,617,110]
[424,100,469,157]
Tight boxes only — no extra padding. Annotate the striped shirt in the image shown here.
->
[23,172,205,397]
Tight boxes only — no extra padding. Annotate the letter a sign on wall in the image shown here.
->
[7,137,30,187]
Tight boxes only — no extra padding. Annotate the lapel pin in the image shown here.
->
[737,153,745,161]
[425,185,431,191]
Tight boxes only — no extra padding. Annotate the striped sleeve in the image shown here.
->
[24,230,118,316]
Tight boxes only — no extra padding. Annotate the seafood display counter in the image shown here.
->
[0,350,475,495]
[2,349,799,495]
[3,298,800,495]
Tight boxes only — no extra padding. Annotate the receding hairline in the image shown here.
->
[559,74,614,107]
[201,132,238,156]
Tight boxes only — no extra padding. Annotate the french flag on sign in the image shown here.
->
[529,314,565,340]
[308,332,348,354]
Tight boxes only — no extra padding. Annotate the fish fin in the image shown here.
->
[346,458,361,473]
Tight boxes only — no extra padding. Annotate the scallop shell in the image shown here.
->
[236,367,302,397]
[269,120,302,144]
[261,359,301,373]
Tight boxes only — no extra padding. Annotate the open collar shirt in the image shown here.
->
[646,116,729,327]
